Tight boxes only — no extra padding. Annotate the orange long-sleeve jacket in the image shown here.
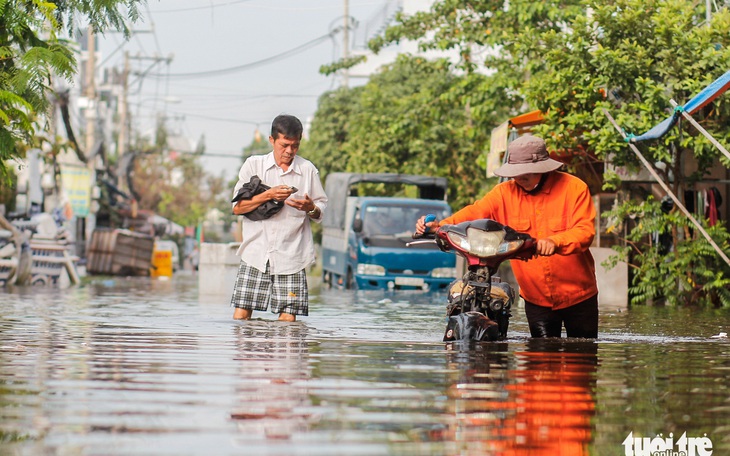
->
[440,172,598,310]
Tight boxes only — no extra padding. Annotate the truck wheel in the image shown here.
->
[346,269,356,290]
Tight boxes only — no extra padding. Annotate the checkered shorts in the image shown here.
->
[230,260,309,316]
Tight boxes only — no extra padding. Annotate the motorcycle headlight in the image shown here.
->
[357,264,386,276]
[445,231,470,251]
[462,228,505,256]
[497,239,525,254]
[431,267,457,278]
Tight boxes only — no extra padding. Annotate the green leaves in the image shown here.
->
[602,195,730,306]
[319,55,367,76]
[308,55,495,209]
[0,0,143,176]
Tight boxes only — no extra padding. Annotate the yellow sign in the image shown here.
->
[150,250,173,278]
[60,166,92,217]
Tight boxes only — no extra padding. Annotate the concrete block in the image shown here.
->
[590,246,628,309]
[199,242,240,296]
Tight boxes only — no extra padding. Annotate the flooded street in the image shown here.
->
[1,273,729,455]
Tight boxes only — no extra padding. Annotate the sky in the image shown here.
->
[95,0,400,181]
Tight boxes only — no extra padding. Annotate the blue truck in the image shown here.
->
[321,173,456,291]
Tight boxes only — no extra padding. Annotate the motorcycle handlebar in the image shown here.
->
[519,241,538,260]
[411,231,436,240]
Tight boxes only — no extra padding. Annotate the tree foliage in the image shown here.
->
[308,55,502,209]
[603,196,730,306]
[129,123,228,229]
[132,153,227,228]
[527,0,730,177]
[303,86,363,178]
[370,1,584,107]
[0,0,143,177]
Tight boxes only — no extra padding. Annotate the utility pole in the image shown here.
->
[84,25,97,258]
[117,53,173,196]
[343,0,349,87]
[118,51,129,161]
[117,51,130,195]
[85,26,96,158]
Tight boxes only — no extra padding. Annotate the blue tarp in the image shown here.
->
[629,69,730,143]
[629,113,679,143]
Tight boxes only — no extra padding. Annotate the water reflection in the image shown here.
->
[444,340,597,455]
[230,323,314,442]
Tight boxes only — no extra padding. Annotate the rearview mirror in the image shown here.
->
[352,218,363,233]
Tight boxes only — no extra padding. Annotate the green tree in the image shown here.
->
[128,121,228,230]
[0,0,143,177]
[368,0,584,115]
[526,0,730,178]
[603,196,730,306]
[303,86,363,178]
[311,55,498,208]
[349,55,491,208]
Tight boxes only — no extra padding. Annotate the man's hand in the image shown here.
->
[286,193,316,213]
[415,215,439,235]
[535,238,556,256]
[269,185,296,202]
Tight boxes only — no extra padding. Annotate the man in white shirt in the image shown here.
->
[230,114,328,322]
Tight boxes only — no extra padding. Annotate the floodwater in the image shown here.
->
[1,273,729,456]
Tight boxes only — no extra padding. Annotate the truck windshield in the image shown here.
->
[362,205,450,237]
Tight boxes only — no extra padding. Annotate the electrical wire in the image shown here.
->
[151,0,380,14]
[145,32,333,79]
[153,0,255,14]
[165,111,262,126]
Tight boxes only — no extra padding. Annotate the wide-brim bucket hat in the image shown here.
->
[494,135,563,178]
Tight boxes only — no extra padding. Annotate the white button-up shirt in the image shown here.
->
[232,152,328,275]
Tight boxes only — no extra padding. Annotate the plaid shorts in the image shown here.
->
[230,260,309,316]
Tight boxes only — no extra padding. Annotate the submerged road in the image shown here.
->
[1,273,728,455]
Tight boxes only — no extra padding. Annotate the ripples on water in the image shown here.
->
[1,275,729,455]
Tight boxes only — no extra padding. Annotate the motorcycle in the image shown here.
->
[410,217,536,342]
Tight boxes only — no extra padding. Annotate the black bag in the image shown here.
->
[231,175,284,221]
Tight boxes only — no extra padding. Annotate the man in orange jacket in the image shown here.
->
[416,135,599,338]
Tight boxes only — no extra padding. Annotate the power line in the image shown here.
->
[153,0,255,13]
[144,33,333,79]
[200,152,243,159]
[166,111,263,126]
[165,149,243,159]
[151,1,380,14]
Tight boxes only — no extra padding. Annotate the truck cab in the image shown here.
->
[321,173,456,291]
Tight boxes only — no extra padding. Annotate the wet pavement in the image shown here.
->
[1,273,729,455]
